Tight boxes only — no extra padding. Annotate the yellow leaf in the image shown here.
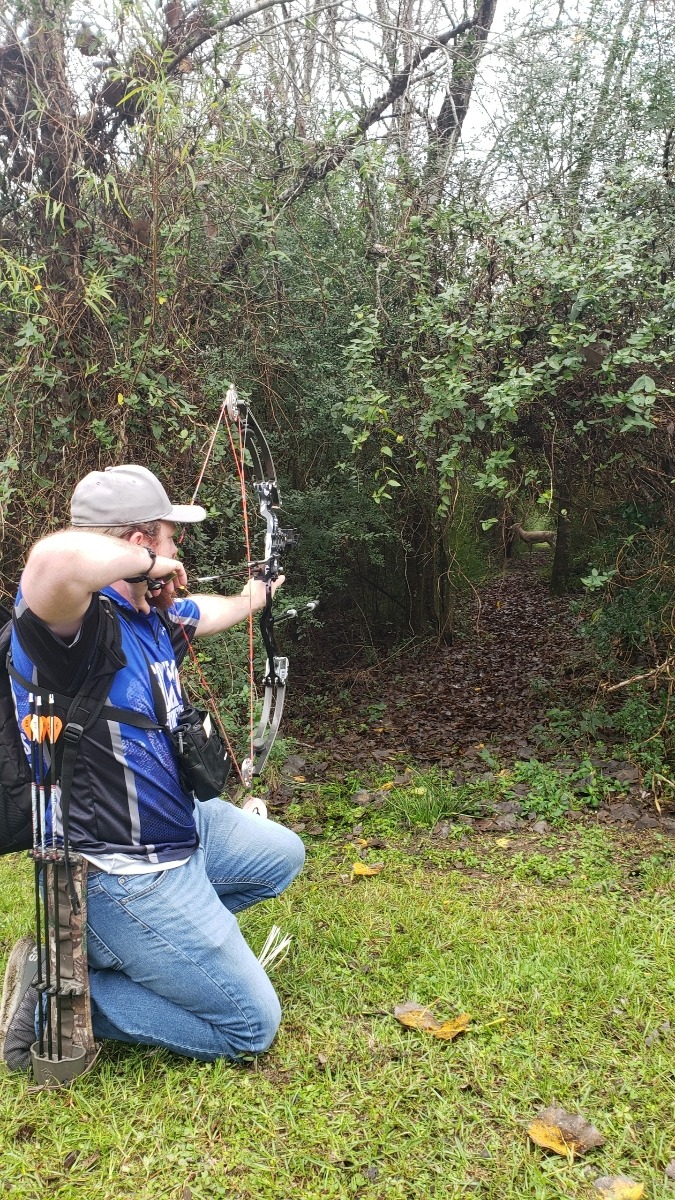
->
[412,787,427,795]
[393,1003,471,1040]
[379,782,394,791]
[527,1107,605,1158]
[394,1003,439,1031]
[293,775,306,782]
[351,861,384,878]
[34,283,43,291]
[594,1177,645,1200]
[157,295,167,304]
[117,392,124,405]
[527,1119,571,1156]
[431,1012,471,1041]
[353,838,369,847]
[475,743,484,749]
[496,837,511,848]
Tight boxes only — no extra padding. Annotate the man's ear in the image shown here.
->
[127,530,146,546]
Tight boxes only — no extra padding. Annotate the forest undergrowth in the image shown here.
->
[286,555,675,836]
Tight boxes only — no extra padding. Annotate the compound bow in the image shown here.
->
[185,384,316,792]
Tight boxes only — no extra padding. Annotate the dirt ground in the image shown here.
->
[286,556,674,833]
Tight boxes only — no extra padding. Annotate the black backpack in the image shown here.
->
[0,614,33,853]
[0,596,161,858]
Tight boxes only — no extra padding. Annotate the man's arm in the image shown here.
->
[190,576,285,636]
[21,531,186,639]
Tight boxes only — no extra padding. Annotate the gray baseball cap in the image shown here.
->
[70,465,206,526]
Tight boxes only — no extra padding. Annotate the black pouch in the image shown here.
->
[171,706,231,801]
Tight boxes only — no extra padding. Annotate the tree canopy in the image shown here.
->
[1,0,674,662]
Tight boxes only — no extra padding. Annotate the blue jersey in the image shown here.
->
[11,586,202,865]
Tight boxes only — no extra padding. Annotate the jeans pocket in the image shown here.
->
[116,871,168,904]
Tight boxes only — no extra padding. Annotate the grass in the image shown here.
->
[1,818,674,1200]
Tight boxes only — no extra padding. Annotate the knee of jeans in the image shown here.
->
[236,990,282,1057]
[285,831,306,881]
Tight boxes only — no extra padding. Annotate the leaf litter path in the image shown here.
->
[288,558,675,830]
[291,556,585,773]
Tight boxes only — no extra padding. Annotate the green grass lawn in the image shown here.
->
[1,823,673,1199]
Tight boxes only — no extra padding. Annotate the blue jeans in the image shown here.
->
[85,800,305,1061]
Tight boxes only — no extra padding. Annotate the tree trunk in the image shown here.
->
[550,479,573,595]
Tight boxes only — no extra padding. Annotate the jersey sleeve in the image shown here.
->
[12,587,102,693]
[163,597,201,667]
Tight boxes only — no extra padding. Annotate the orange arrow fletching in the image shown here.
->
[21,713,63,742]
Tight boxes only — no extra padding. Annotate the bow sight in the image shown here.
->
[266,520,300,569]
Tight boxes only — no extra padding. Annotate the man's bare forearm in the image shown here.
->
[21,531,185,629]
[192,576,285,636]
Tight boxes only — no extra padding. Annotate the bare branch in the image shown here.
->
[277,14,476,205]
[169,0,299,71]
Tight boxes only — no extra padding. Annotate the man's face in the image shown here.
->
[146,521,181,611]
[153,520,178,558]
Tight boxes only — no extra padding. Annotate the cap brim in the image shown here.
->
[168,504,207,523]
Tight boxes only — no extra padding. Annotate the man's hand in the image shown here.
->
[128,556,188,615]
[240,574,285,612]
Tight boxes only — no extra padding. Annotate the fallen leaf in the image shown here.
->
[351,861,384,878]
[665,1159,675,1181]
[527,1107,605,1157]
[292,775,306,782]
[80,1152,101,1171]
[394,1002,471,1040]
[594,1176,645,1200]
[63,1152,79,1170]
[394,1002,442,1031]
[379,782,394,791]
[431,1013,472,1040]
[496,837,511,848]
[353,837,369,846]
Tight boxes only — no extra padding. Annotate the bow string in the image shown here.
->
[185,385,299,790]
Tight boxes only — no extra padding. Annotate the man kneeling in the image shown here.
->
[0,465,304,1070]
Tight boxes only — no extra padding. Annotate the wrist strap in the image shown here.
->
[123,546,157,584]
